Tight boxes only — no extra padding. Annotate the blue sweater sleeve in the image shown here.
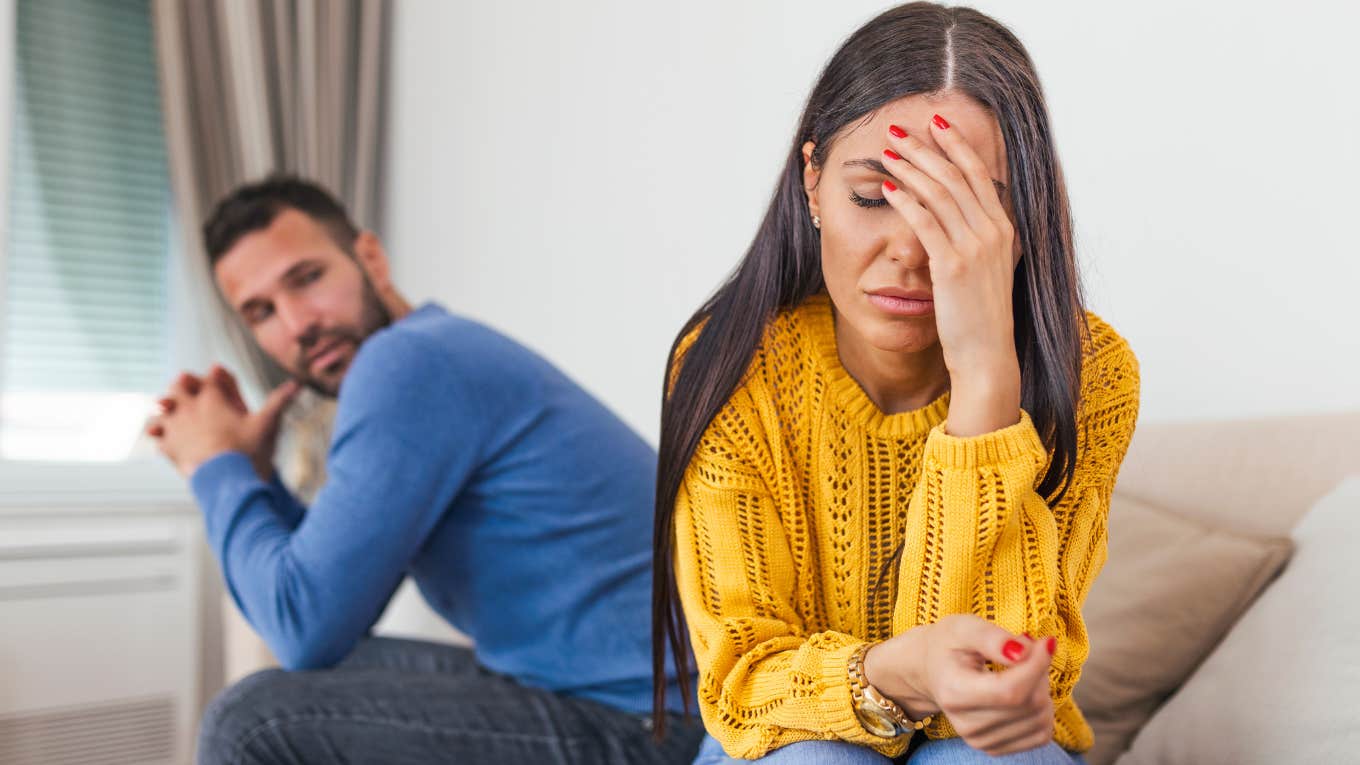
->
[266,470,307,528]
[190,331,486,669]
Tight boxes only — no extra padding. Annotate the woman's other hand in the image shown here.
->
[863,614,1056,756]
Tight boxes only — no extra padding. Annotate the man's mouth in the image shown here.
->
[307,339,349,372]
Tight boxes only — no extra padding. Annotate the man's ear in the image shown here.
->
[353,231,412,320]
[353,231,391,285]
[801,140,822,224]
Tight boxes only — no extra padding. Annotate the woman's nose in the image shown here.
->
[886,226,930,270]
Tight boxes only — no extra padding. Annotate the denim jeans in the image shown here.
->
[197,636,705,764]
[692,733,1088,765]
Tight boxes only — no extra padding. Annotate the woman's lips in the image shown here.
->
[867,292,934,316]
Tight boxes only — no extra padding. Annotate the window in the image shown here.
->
[0,0,172,462]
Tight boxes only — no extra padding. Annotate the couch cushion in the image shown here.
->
[1113,411,1360,536]
[1115,475,1360,765]
[1074,492,1293,765]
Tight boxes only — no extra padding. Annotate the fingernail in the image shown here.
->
[1046,637,1057,656]
[883,148,902,161]
[889,124,908,139]
[1023,632,1033,640]
[932,114,950,130]
[882,179,898,192]
[1002,639,1024,662]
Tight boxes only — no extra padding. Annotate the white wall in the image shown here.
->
[381,0,1360,441]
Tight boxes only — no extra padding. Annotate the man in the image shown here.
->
[148,176,701,764]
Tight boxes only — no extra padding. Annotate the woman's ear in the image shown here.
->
[801,140,821,224]
[353,231,412,319]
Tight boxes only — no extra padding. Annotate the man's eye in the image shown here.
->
[300,268,322,284]
[849,191,888,209]
[245,305,273,324]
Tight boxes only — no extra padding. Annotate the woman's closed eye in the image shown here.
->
[849,190,889,209]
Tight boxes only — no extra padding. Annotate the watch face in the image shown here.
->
[855,701,900,738]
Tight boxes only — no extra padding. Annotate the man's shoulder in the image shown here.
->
[388,302,499,346]
[357,303,525,371]
[339,303,551,409]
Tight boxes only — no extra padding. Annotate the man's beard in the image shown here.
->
[292,280,393,398]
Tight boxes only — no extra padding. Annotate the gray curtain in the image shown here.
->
[154,1,386,227]
[150,0,389,695]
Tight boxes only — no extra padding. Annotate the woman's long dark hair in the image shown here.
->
[651,2,1088,731]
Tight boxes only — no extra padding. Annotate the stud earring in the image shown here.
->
[812,215,821,229]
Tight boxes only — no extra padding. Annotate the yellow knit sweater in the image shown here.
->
[673,293,1141,759]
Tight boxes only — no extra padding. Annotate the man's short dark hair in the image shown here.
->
[202,175,360,265]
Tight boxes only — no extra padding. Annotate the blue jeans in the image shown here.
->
[692,733,1087,764]
[197,636,705,764]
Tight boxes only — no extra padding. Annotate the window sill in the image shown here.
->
[0,458,193,513]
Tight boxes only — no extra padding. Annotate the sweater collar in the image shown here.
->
[798,292,950,439]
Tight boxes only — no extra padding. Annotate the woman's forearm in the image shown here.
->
[944,361,1022,437]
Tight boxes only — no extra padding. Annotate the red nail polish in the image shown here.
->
[1002,640,1024,662]
[883,148,902,161]
[932,114,950,130]
[882,179,897,192]
[889,124,908,139]
[1046,637,1057,656]
[1023,632,1033,640]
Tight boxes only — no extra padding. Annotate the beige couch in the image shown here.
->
[1079,410,1360,764]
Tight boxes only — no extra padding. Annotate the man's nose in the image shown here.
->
[275,297,319,343]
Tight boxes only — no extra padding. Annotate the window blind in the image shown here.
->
[3,0,170,396]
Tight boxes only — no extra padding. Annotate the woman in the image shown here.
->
[651,3,1140,764]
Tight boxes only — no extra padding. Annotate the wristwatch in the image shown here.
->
[847,642,934,738]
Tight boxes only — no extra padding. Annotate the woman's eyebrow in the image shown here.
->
[843,158,1009,195]
[843,158,890,175]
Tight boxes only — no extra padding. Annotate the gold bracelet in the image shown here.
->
[847,643,934,738]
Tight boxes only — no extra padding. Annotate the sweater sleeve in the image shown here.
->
[674,399,914,760]
[190,331,490,670]
[892,332,1141,744]
[266,469,307,529]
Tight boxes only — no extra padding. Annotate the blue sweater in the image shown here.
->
[191,303,687,714]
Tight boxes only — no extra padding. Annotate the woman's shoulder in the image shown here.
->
[669,295,829,386]
[1078,309,1141,419]
[1081,309,1135,358]
[756,293,832,369]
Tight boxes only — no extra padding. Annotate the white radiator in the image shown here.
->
[0,505,205,765]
